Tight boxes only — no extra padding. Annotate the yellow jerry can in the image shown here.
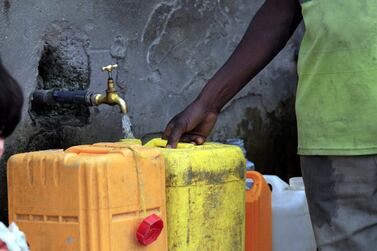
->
[7,145,168,251]
[119,138,142,144]
[97,139,246,251]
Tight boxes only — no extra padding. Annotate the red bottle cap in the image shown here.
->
[136,214,164,246]
[0,240,8,251]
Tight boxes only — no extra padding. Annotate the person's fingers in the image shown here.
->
[162,122,174,140]
[178,134,192,143]
[163,109,215,148]
[187,134,206,145]
[192,135,205,145]
[167,126,184,148]
[178,133,205,144]
[191,112,217,137]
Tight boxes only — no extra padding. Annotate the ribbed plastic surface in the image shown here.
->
[7,145,167,251]
[97,139,246,251]
[245,171,272,251]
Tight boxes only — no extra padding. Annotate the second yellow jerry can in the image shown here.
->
[97,139,246,251]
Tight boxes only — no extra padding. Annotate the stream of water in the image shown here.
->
[122,114,135,139]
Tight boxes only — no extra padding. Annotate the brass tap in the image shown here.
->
[91,64,128,113]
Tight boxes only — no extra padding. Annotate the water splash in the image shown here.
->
[122,114,135,139]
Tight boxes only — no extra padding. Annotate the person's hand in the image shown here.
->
[163,100,218,148]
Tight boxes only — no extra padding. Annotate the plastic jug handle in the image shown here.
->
[66,145,113,154]
[263,175,289,192]
[66,145,140,155]
[144,138,196,149]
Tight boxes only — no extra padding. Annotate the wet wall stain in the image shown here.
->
[237,97,300,181]
[3,0,10,15]
[2,0,10,22]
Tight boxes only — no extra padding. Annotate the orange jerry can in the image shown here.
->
[7,145,168,251]
[245,171,272,251]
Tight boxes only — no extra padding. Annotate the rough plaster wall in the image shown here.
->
[29,22,92,151]
[0,0,302,222]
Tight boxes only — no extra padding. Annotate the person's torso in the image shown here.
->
[296,0,377,155]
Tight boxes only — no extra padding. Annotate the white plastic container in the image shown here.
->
[263,175,317,251]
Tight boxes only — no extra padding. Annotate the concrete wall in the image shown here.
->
[0,0,302,222]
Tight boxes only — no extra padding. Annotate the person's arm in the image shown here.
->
[0,61,23,139]
[163,0,302,148]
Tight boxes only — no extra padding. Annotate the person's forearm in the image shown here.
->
[197,0,302,112]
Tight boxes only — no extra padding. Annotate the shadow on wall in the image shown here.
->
[29,21,91,151]
[238,97,300,181]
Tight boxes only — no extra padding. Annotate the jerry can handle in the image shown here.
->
[66,145,138,155]
[144,138,196,149]
[66,145,113,154]
[263,175,289,192]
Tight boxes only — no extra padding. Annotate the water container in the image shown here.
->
[97,139,246,251]
[263,175,317,251]
[245,171,272,251]
[7,145,168,251]
[119,138,141,144]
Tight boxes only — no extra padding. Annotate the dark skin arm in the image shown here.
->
[163,0,302,148]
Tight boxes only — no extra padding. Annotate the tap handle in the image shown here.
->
[101,64,118,72]
[101,64,118,79]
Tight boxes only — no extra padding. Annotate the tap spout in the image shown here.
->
[115,96,127,114]
[92,76,128,113]
[91,92,127,113]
